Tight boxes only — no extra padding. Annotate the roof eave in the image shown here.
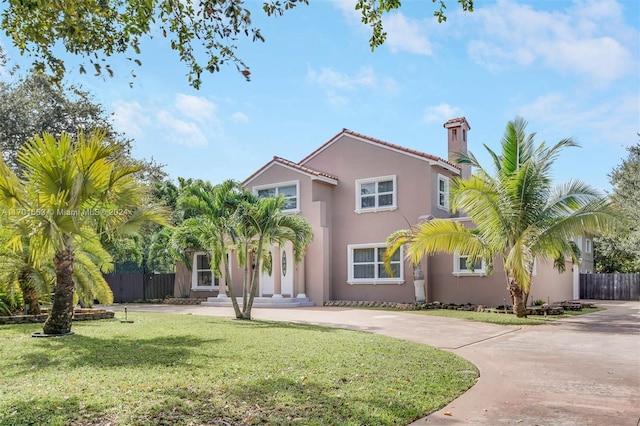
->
[243,159,338,187]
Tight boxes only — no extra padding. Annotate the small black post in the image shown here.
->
[121,307,134,323]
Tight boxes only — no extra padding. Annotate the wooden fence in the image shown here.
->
[580,273,640,301]
[104,273,175,303]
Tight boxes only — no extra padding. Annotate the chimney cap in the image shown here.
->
[443,117,470,130]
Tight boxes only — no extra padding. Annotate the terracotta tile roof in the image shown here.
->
[272,156,339,181]
[443,117,471,129]
[243,156,339,185]
[299,128,460,171]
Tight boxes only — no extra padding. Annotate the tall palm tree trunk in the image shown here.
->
[242,247,250,312]
[19,269,41,315]
[243,240,264,320]
[221,245,242,319]
[43,248,75,334]
[507,273,527,318]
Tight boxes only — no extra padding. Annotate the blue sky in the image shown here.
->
[2,0,639,193]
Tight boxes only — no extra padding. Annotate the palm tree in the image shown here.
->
[0,220,52,315]
[174,179,249,318]
[0,222,115,313]
[67,236,115,307]
[174,180,313,320]
[0,130,167,334]
[385,117,618,317]
[236,195,313,319]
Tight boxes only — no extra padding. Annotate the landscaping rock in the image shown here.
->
[163,298,205,305]
[0,309,115,325]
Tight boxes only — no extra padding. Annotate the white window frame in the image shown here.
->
[253,180,300,214]
[585,239,592,254]
[347,243,404,285]
[437,174,450,211]
[355,175,397,214]
[453,253,486,277]
[191,252,220,290]
[575,236,583,251]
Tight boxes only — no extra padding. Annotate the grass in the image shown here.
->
[410,307,604,325]
[0,313,477,426]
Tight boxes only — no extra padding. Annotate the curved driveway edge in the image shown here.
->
[111,301,640,425]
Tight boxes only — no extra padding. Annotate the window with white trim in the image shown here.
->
[453,253,486,276]
[192,252,219,289]
[347,244,404,284]
[355,175,397,213]
[254,180,299,213]
[585,239,592,254]
[437,174,449,210]
[575,237,582,250]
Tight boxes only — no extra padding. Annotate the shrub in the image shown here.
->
[0,290,23,316]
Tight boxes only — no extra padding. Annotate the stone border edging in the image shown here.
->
[0,310,115,325]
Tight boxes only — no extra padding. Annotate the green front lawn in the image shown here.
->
[0,313,477,426]
[412,307,604,325]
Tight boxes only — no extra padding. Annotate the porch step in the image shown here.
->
[201,296,314,308]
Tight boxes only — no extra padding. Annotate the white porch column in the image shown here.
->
[295,256,307,299]
[572,264,580,300]
[217,274,228,298]
[217,254,230,298]
[272,246,283,299]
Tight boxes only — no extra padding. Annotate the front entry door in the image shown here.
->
[280,242,294,297]
[259,252,274,297]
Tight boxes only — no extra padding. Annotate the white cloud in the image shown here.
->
[517,93,566,120]
[175,93,216,122]
[308,65,399,105]
[517,92,639,147]
[111,95,223,148]
[231,112,249,123]
[424,103,463,123]
[332,0,361,24]
[111,100,151,138]
[332,2,432,56]
[467,0,637,84]
[307,66,376,91]
[383,13,432,56]
[326,90,349,107]
[157,110,208,147]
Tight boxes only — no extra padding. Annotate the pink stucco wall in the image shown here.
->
[426,253,573,306]
[299,133,460,303]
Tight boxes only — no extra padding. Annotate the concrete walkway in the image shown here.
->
[112,301,640,425]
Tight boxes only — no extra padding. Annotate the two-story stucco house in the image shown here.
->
[175,117,577,307]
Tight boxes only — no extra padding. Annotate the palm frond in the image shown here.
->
[383,228,414,276]
[407,219,486,265]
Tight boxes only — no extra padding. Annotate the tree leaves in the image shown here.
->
[1,0,469,88]
[594,142,640,272]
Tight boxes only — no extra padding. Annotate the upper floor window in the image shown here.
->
[437,174,449,211]
[192,252,219,289]
[453,253,486,277]
[254,180,299,213]
[585,239,592,254]
[355,175,397,213]
[347,243,404,285]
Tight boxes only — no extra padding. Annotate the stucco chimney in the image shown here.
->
[443,117,471,179]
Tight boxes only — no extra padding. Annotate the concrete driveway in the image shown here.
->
[112,301,640,425]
